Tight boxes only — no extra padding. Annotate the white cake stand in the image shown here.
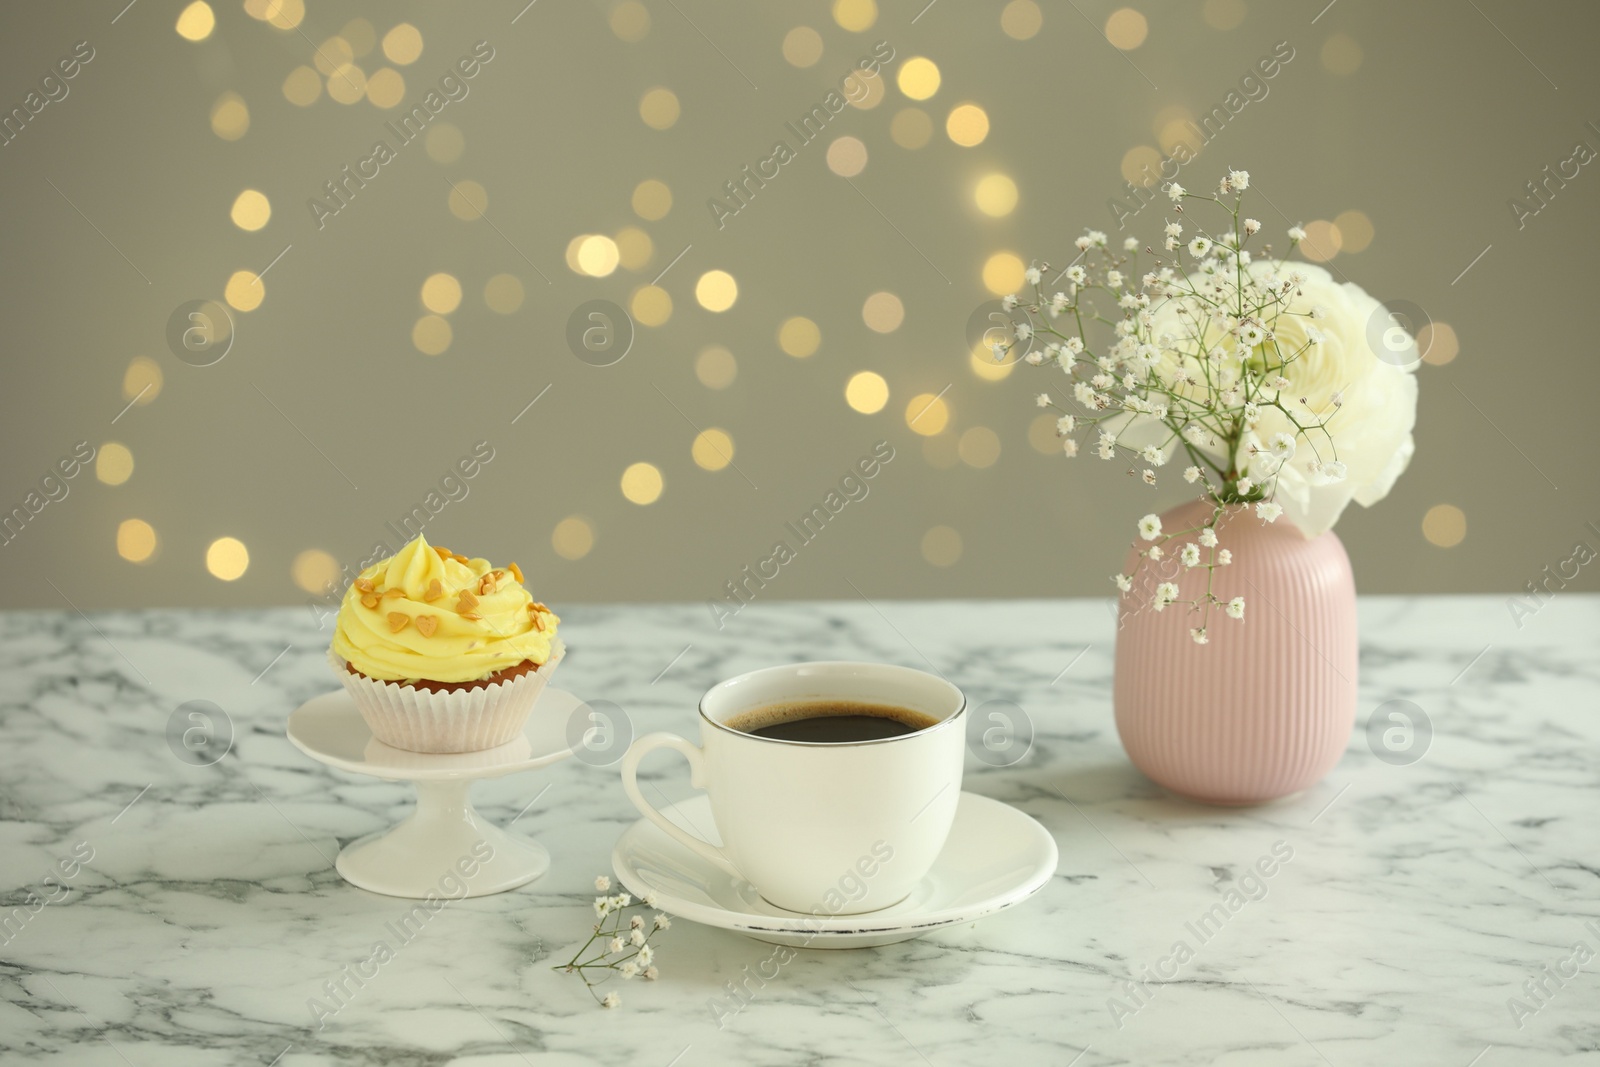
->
[286,687,579,899]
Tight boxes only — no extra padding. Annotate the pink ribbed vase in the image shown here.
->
[1113,498,1358,805]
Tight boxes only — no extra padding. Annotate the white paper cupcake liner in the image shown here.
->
[329,640,565,754]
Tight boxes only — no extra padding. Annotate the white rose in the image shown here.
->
[1127,262,1417,537]
[1235,263,1417,535]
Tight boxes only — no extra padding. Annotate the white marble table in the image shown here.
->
[2,596,1597,1066]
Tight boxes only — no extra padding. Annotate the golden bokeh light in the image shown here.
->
[782,26,824,67]
[862,291,904,333]
[1000,0,1043,39]
[609,1,651,41]
[225,270,264,312]
[206,536,250,581]
[696,345,738,389]
[1422,504,1466,548]
[897,57,941,100]
[447,180,487,220]
[905,392,950,435]
[175,2,215,41]
[313,36,354,76]
[632,179,672,220]
[243,0,274,19]
[981,251,1025,296]
[620,462,664,505]
[958,426,1001,468]
[552,516,595,560]
[1300,219,1343,262]
[265,0,305,30]
[631,285,673,326]
[96,442,134,486]
[1105,7,1149,49]
[425,123,464,164]
[833,0,877,32]
[382,23,424,65]
[327,64,368,106]
[420,273,462,315]
[946,104,990,147]
[826,136,868,177]
[412,314,452,355]
[974,173,1018,217]
[1333,209,1374,253]
[1322,32,1363,75]
[365,67,406,108]
[117,519,158,564]
[1121,145,1163,186]
[230,189,271,231]
[1418,322,1459,366]
[123,357,163,404]
[283,66,321,106]
[921,526,963,567]
[890,108,933,149]
[292,549,340,595]
[1203,0,1247,29]
[640,87,681,130]
[969,346,1016,381]
[564,234,591,273]
[484,273,525,314]
[695,270,739,312]
[779,317,822,357]
[210,92,250,140]
[615,226,653,270]
[578,235,621,277]
[691,428,736,471]
[845,371,890,414]
[1158,119,1203,158]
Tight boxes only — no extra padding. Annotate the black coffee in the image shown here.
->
[727,700,940,743]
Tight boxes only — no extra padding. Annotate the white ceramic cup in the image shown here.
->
[619,661,966,915]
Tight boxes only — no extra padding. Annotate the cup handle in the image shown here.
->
[619,732,744,880]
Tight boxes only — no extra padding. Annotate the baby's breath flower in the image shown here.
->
[644,966,660,980]
[1181,543,1201,567]
[1256,501,1283,523]
[1243,218,1261,236]
[641,891,659,908]
[602,992,621,1008]
[1228,169,1249,190]
[1147,545,1163,560]
[654,913,671,930]
[1025,266,1042,285]
[608,936,625,953]
[1106,269,1123,289]
[1036,392,1051,408]
[1236,477,1255,495]
[1057,414,1076,434]
[1226,597,1246,620]
[1138,514,1162,540]
[1114,573,1133,592]
[1142,469,1157,485]
[1165,221,1182,238]
[1124,236,1139,251]
[1050,291,1070,314]
[1188,236,1212,257]
[1288,224,1306,242]
[1217,548,1233,565]
[1062,438,1079,457]
[1183,466,1202,483]
[1025,350,1045,365]
[1190,627,1209,645]
[637,944,654,966]
[1014,322,1032,340]
[594,898,611,918]
[1001,294,1019,311]
[619,961,639,978]
[630,915,644,930]
[1167,182,1185,201]
[594,876,611,892]
[1067,265,1087,285]
[1198,527,1218,548]
[630,928,646,947]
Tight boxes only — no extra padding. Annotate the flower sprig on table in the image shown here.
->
[995,167,1418,644]
[554,875,672,1008]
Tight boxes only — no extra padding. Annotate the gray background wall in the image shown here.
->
[3,0,1597,612]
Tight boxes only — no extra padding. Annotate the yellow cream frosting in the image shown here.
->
[331,533,559,684]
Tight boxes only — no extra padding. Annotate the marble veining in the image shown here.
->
[1,595,1597,1065]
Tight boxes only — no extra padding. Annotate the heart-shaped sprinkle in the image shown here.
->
[387,612,409,633]
[424,579,443,601]
[354,577,375,593]
[361,593,380,609]
[415,615,438,637]
[457,590,479,612]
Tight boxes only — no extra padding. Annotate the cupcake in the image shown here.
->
[330,533,563,753]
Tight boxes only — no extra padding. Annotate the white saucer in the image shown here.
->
[287,687,579,899]
[612,791,1057,949]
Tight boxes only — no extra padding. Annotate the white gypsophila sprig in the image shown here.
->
[556,875,672,1007]
[1002,169,1380,641]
